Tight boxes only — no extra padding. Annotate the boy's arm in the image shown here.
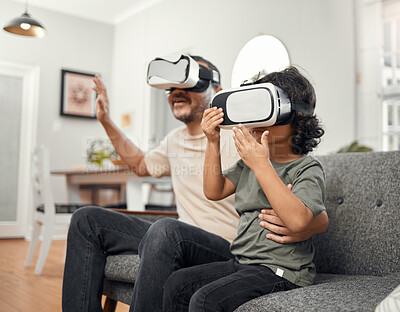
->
[259,209,329,243]
[233,125,313,233]
[93,75,150,177]
[255,162,313,233]
[202,108,236,200]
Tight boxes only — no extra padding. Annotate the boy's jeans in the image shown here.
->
[163,259,298,312]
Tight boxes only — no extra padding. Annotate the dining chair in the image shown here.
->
[25,145,84,275]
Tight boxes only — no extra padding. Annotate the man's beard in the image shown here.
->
[174,106,204,123]
[171,94,206,124]
[171,88,212,124]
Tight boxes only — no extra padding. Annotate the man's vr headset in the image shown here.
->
[147,54,220,93]
[210,82,294,129]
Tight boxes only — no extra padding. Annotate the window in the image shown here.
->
[382,1,400,151]
[382,99,400,150]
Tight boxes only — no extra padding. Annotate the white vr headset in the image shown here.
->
[210,82,294,129]
[147,54,220,92]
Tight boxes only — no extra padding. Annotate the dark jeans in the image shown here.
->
[131,218,233,311]
[162,259,298,312]
[62,206,152,311]
[62,207,233,312]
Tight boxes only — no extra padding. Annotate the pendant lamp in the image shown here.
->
[3,0,46,38]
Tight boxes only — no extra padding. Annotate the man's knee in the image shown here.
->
[142,218,182,242]
[138,218,183,254]
[69,206,103,230]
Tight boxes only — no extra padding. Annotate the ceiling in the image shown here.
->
[10,0,166,24]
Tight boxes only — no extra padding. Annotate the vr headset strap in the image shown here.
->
[199,67,220,84]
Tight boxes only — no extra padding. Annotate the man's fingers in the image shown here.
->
[260,221,290,235]
[259,214,285,226]
[261,209,277,216]
[93,76,106,93]
[265,233,293,244]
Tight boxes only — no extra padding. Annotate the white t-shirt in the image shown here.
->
[144,126,239,242]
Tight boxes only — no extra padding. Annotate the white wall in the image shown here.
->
[355,0,383,151]
[0,0,114,201]
[111,0,356,155]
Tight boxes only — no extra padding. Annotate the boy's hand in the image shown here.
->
[93,74,111,125]
[232,124,270,171]
[201,107,224,143]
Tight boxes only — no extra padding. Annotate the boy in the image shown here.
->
[162,66,326,312]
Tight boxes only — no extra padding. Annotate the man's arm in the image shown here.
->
[259,209,329,243]
[93,75,150,177]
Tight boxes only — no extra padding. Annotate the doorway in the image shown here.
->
[0,60,39,238]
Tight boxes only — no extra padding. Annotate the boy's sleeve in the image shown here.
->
[144,136,171,178]
[292,161,326,216]
[222,159,244,187]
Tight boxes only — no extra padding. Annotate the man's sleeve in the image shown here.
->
[292,161,326,216]
[144,137,171,178]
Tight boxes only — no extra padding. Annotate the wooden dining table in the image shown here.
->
[51,166,172,211]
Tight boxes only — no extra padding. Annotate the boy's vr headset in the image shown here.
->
[210,82,293,129]
[147,54,220,93]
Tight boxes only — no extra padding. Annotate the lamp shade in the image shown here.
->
[3,12,46,38]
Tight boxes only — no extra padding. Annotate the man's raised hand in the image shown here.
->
[93,74,110,125]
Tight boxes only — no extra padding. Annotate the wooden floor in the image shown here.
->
[0,239,129,312]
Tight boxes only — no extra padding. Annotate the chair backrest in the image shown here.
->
[313,151,400,276]
[32,145,55,219]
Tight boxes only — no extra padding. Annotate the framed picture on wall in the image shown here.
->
[60,69,97,119]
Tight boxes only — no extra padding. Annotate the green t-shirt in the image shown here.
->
[223,155,326,287]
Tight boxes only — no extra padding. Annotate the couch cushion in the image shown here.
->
[314,151,400,276]
[105,255,140,283]
[314,273,376,284]
[103,279,134,305]
[234,272,400,312]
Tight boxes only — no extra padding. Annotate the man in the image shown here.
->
[62,55,328,312]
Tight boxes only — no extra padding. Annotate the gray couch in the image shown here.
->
[103,151,400,312]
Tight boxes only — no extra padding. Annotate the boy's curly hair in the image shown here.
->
[255,66,324,155]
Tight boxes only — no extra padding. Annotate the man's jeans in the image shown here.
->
[62,207,233,312]
[162,259,298,312]
[62,207,152,311]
